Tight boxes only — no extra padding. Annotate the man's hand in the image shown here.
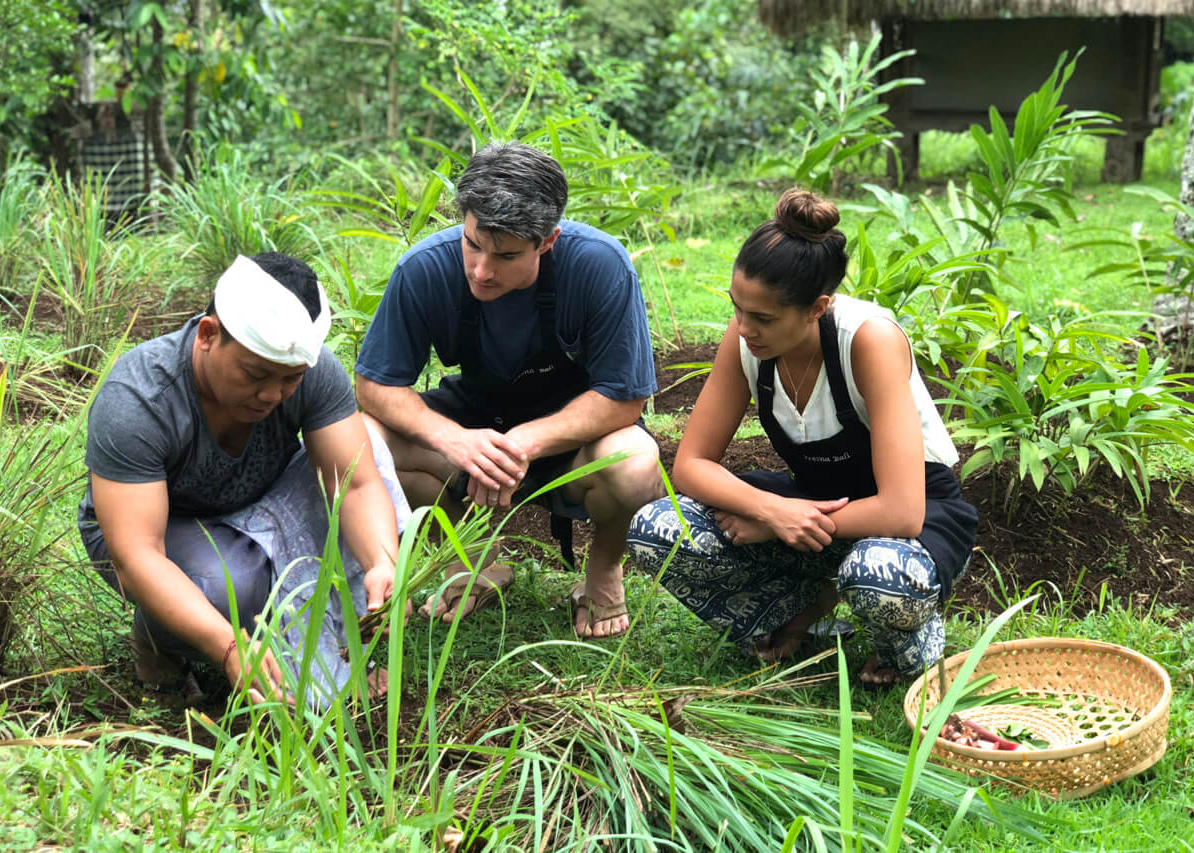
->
[443,426,529,506]
[223,635,291,705]
[761,496,849,551]
[363,563,411,626]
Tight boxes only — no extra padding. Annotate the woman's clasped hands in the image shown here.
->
[715,495,848,550]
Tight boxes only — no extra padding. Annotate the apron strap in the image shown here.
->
[550,512,575,569]
[817,310,860,427]
[457,252,574,564]
[536,254,576,567]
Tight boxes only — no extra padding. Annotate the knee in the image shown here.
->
[626,496,686,563]
[618,445,665,506]
[837,538,883,597]
[169,531,272,623]
[837,538,940,628]
[838,538,936,592]
[628,496,677,544]
[594,431,664,508]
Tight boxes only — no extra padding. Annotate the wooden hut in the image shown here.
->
[758,0,1194,182]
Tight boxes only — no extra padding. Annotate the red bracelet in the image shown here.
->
[220,638,238,671]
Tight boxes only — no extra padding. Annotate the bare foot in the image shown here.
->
[753,584,838,663]
[859,654,901,687]
[367,666,387,700]
[418,563,514,623]
[753,624,806,662]
[572,565,628,638]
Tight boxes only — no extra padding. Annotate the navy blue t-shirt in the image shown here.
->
[354,220,656,401]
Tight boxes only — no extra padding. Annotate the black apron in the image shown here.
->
[450,251,590,566]
[752,311,978,597]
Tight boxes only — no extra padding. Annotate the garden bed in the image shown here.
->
[502,342,1194,625]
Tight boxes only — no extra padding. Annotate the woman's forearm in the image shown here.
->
[825,492,924,541]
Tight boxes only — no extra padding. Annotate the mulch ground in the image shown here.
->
[502,342,1194,624]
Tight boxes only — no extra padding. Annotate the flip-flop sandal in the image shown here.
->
[424,564,515,623]
[805,617,856,643]
[569,581,628,639]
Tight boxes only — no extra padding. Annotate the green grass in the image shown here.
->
[3,130,1194,850]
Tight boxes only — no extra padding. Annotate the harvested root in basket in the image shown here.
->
[939,714,1026,750]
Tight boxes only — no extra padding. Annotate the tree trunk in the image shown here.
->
[78,29,95,104]
[148,17,178,184]
[385,0,404,139]
[179,0,204,181]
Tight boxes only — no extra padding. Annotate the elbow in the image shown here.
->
[355,375,380,415]
[890,506,925,540]
[617,396,647,427]
[671,457,696,496]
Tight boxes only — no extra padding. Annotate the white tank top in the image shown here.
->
[738,294,959,466]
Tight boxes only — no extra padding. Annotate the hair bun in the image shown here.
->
[774,188,839,244]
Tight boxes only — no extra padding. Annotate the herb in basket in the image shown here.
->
[997,723,1050,750]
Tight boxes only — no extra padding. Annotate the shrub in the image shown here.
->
[860,52,1115,304]
[38,171,139,371]
[157,144,320,287]
[940,304,1194,519]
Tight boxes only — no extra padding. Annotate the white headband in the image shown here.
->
[213,255,331,368]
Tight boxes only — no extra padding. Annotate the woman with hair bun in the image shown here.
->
[628,189,977,686]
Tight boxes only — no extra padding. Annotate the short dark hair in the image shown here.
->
[455,142,568,244]
[205,252,322,331]
[735,188,848,308]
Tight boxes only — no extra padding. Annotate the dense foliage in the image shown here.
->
[2,11,1194,851]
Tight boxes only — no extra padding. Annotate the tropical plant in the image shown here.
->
[157,144,320,287]
[780,31,921,194]
[0,280,94,421]
[320,255,388,363]
[0,0,75,159]
[0,337,117,667]
[415,68,681,243]
[646,0,820,170]
[1070,185,1194,366]
[310,150,452,250]
[939,302,1194,519]
[845,220,1001,373]
[860,52,1116,304]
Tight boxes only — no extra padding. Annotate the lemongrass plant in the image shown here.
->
[38,171,138,371]
[95,452,1058,852]
[0,319,130,669]
[157,144,320,287]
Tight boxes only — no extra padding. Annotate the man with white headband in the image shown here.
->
[78,252,409,705]
[356,142,663,639]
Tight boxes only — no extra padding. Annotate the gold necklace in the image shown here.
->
[779,345,820,404]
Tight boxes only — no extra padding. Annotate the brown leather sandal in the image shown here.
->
[569,581,629,639]
[421,563,515,622]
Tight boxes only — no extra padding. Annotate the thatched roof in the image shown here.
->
[759,0,1194,35]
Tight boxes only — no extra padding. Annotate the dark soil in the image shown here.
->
[503,342,1194,624]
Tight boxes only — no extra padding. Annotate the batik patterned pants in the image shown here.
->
[627,494,946,676]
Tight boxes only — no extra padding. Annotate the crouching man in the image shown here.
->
[355,142,664,638]
[78,253,409,704]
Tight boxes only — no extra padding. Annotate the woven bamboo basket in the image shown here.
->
[903,637,1171,799]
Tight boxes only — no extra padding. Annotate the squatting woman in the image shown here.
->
[627,189,977,685]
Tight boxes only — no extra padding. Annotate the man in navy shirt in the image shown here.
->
[356,142,662,638]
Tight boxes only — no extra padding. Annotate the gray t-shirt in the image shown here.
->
[78,315,357,528]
